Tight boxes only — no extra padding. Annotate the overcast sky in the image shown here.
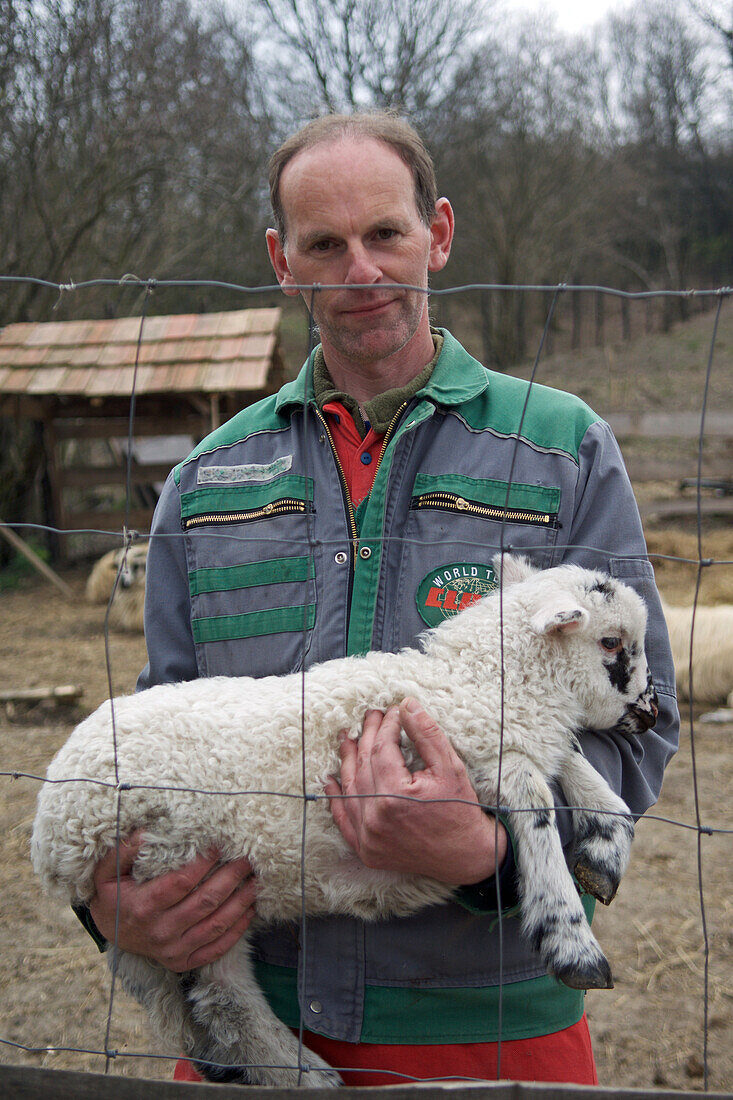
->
[496,0,633,33]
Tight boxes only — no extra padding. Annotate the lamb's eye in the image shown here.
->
[600,636,623,653]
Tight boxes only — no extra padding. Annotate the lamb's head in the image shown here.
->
[117,543,148,590]
[496,554,659,736]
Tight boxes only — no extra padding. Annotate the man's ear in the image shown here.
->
[428,197,454,273]
[265,228,301,297]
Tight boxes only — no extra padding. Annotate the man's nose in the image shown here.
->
[343,243,381,285]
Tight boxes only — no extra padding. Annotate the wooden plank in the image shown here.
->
[63,507,155,534]
[61,464,174,489]
[0,521,73,598]
[0,685,83,705]
[0,1065,728,1100]
[608,411,733,439]
[53,416,204,440]
[640,496,733,520]
[623,456,733,482]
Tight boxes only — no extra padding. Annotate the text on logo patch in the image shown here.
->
[416,562,497,627]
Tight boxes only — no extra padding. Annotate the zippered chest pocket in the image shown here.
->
[411,491,559,529]
[180,476,319,678]
[409,473,560,529]
[181,477,314,531]
[388,472,561,652]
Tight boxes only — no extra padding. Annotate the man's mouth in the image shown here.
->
[341,296,399,317]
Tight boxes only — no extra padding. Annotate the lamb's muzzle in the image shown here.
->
[625,675,659,731]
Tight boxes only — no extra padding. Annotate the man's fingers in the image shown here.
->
[157,872,259,972]
[93,831,144,884]
[324,774,361,851]
[153,855,254,917]
[361,706,411,784]
[183,890,258,971]
[398,697,458,771]
[335,728,359,792]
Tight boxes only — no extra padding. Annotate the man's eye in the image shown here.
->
[312,240,332,252]
[600,637,623,653]
[375,228,397,241]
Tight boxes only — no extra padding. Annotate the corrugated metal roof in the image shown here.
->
[0,308,282,398]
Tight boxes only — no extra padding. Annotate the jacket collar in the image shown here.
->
[274,328,490,417]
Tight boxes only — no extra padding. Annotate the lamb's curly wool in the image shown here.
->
[32,554,659,1088]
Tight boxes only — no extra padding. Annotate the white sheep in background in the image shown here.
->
[32,555,659,1088]
[85,543,148,633]
[661,599,733,705]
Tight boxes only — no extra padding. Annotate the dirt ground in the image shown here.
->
[0,532,731,1092]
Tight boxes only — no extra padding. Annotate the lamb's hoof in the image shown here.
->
[574,861,619,905]
[194,1058,341,1088]
[554,954,614,991]
[193,1057,251,1083]
[299,1065,343,1088]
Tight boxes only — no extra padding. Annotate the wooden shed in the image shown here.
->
[0,307,286,555]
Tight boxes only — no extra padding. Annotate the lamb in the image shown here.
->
[85,543,148,633]
[661,599,733,705]
[32,554,659,1088]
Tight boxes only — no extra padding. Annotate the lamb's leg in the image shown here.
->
[496,758,614,991]
[559,745,635,905]
[180,938,342,1088]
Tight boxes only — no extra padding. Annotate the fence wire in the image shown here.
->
[0,276,731,1091]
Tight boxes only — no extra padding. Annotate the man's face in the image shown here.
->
[266,137,452,368]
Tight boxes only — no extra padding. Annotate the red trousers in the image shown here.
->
[173,1013,598,1087]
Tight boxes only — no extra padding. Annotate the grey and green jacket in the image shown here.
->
[138,328,678,1045]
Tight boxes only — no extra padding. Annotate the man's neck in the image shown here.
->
[319,325,436,403]
[314,333,443,438]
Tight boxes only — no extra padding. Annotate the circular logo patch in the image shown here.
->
[416,562,497,627]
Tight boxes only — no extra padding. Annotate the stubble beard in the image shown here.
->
[312,293,428,367]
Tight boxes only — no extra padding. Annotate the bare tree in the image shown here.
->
[433,17,607,366]
[0,0,274,324]
[596,0,731,323]
[256,0,486,120]
[688,0,733,66]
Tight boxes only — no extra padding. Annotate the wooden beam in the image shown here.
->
[0,521,74,598]
[624,456,733,482]
[608,411,733,439]
[640,496,733,520]
[0,684,83,705]
[52,416,204,440]
[63,507,156,534]
[42,417,64,560]
[0,1064,728,1100]
[60,464,173,489]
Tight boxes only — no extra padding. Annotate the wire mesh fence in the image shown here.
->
[0,277,731,1093]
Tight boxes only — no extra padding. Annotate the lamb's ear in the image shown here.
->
[530,599,590,636]
[493,553,537,588]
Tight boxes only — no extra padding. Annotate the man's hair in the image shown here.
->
[268,111,438,243]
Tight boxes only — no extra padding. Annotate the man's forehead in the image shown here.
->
[279,136,419,225]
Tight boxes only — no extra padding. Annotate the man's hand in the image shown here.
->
[89,833,258,972]
[324,697,507,885]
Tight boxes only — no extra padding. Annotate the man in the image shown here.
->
[88,112,678,1085]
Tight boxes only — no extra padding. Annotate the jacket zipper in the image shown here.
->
[411,491,559,528]
[181,498,310,531]
[374,401,409,481]
[313,408,359,557]
[315,400,410,561]
[315,400,409,644]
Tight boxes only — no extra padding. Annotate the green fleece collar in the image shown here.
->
[312,334,443,436]
[275,328,490,417]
